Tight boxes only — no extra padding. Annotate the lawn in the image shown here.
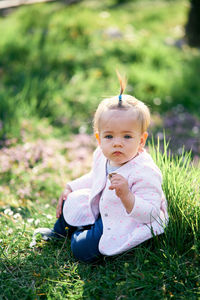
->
[0,129,199,299]
[0,0,200,299]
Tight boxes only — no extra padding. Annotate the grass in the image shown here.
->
[0,0,200,299]
[0,132,199,299]
[0,0,200,140]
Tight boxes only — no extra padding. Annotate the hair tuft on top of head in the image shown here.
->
[93,72,150,134]
[116,70,127,97]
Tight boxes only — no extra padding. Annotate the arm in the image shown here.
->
[109,174,135,213]
[109,165,163,224]
[56,171,93,218]
[56,185,72,218]
[128,166,163,223]
[56,147,100,218]
[67,170,93,191]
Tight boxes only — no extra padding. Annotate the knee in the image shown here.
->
[71,237,89,263]
[71,234,100,263]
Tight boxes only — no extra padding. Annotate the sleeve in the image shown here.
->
[66,147,100,191]
[126,164,163,224]
[67,171,93,191]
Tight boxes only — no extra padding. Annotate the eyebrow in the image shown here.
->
[103,130,134,133]
[102,130,135,134]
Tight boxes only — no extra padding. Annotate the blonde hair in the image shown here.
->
[93,74,150,133]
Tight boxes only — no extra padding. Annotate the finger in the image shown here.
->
[56,212,61,218]
[56,208,61,218]
[109,185,115,190]
[57,201,64,216]
[110,176,118,182]
[110,179,120,187]
[57,201,61,210]
[59,198,64,210]
[109,172,117,180]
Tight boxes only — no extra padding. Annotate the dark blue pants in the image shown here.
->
[53,210,103,263]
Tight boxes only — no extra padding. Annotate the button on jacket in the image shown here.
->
[63,147,168,256]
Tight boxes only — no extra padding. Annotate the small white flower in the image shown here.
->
[4,208,13,216]
[13,213,21,219]
[34,219,40,226]
[27,218,34,224]
[46,214,53,220]
[7,229,13,235]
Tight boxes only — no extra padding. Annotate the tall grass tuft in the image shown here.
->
[0,137,199,298]
[149,137,200,255]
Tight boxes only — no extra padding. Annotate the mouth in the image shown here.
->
[113,151,122,156]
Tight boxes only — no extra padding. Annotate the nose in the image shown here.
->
[113,137,123,147]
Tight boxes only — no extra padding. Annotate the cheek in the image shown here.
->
[127,141,139,152]
[100,141,109,151]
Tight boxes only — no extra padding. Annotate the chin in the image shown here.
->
[115,160,126,166]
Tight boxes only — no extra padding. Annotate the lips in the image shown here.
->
[113,151,122,156]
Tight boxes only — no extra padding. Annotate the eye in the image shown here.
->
[104,135,113,139]
[124,135,132,139]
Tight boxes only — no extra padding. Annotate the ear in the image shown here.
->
[95,132,101,145]
[139,131,148,150]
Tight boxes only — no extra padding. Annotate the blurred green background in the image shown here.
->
[0,0,199,155]
[0,3,199,299]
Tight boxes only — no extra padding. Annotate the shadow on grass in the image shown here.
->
[169,55,200,116]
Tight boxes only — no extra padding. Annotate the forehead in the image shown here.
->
[99,109,141,131]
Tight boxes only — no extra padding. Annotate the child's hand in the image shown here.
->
[109,173,135,213]
[109,173,130,199]
[56,186,72,218]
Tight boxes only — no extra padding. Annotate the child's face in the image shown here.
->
[96,109,148,167]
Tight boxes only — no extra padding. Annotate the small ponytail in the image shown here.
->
[116,70,127,107]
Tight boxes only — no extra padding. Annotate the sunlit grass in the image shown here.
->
[1,0,200,140]
[150,137,200,254]
[0,1,199,298]
[0,137,199,299]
